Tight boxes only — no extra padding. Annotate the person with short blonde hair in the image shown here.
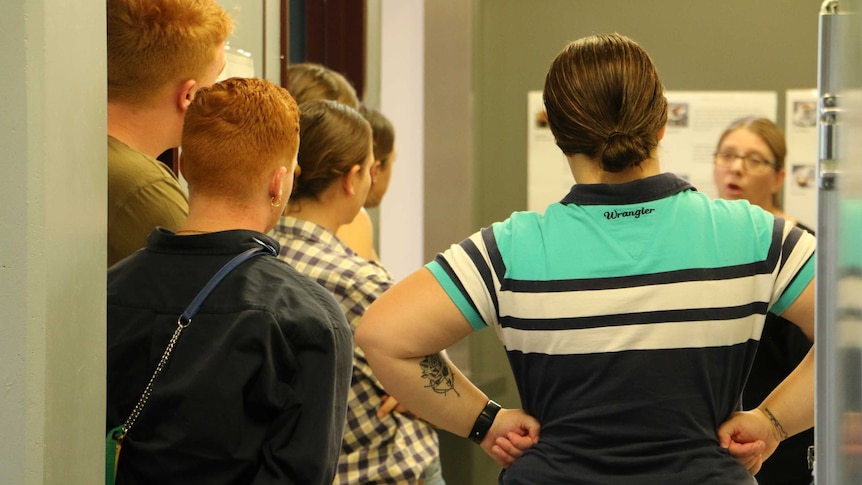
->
[107,78,353,485]
[107,0,233,266]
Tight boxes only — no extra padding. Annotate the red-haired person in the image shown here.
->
[107,78,353,484]
[107,0,232,266]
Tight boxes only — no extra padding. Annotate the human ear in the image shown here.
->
[772,167,786,195]
[177,79,198,113]
[342,164,362,195]
[657,125,667,141]
[370,160,383,184]
[270,166,288,205]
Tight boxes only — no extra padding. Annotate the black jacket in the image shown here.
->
[107,229,353,484]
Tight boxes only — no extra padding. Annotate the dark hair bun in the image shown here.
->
[597,131,651,173]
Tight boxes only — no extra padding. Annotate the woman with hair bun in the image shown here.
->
[356,33,816,483]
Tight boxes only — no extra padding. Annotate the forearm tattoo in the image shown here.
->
[764,407,789,441]
[419,353,460,397]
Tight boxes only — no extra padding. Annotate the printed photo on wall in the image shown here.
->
[535,109,549,129]
[792,164,816,190]
[792,101,817,127]
[667,103,689,127]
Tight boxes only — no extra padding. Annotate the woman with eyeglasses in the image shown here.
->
[713,117,814,233]
[713,117,815,485]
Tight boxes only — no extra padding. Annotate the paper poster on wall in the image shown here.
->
[661,91,777,199]
[527,91,572,212]
[784,89,818,229]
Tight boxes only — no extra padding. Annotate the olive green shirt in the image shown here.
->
[107,136,188,266]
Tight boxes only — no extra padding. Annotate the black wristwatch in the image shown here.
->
[468,399,502,444]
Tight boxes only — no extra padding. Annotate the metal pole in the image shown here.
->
[815,1,841,483]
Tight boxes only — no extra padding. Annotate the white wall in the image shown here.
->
[0,0,106,483]
[378,0,425,281]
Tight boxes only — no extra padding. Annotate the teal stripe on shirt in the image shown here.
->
[425,262,487,330]
[493,192,775,282]
[772,255,815,315]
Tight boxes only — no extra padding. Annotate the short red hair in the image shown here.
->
[181,78,300,201]
[107,0,233,105]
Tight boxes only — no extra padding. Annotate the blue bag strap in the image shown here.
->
[179,237,277,325]
[114,237,279,442]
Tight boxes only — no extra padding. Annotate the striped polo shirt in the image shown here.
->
[427,173,815,484]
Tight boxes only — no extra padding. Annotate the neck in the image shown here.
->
[761,204,790,221]
[180,193,274,235]
[568,152,662,184]
[108,98,181,158]
[285,182,362,234]
[285,198,345,235]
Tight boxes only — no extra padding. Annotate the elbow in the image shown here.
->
[354,312,377,354]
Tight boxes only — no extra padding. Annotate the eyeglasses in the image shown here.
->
[713,151,776,173]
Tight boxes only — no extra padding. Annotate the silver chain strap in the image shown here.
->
[115,244,273,438]
[121,316,191,434]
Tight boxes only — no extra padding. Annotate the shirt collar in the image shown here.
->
[559,173,695,206]
[147,228,281,255]
[272,216,354,255]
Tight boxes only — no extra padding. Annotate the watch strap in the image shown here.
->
[468,399,502,444]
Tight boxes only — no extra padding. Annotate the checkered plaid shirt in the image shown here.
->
[272,216,439,484]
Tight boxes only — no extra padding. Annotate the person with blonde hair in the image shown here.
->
[107,0,232,266]
[284,63,387,260]
[107,78,353,484]
[714,116,814,485]
[356,34,816,483]
[286,62,361,108]
[272,99,445,484]
[714,117,812,232]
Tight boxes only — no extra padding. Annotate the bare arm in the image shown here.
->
[719,279,815,473]
[755,279,816,439]
[356,268,539,464]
